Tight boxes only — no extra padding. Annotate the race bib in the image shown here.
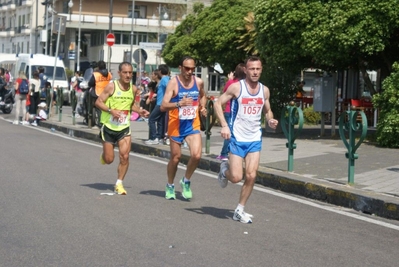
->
[241,97,264,118]
[178,105,198,120]
[109,110,129,126]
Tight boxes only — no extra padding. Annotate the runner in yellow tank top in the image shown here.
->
[95,62,149,195]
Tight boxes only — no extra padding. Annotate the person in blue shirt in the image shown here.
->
[144,64,170,145]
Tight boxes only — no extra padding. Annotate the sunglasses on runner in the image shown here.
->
[183,66,195,72]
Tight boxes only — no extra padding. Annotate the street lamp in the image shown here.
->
[68,0,82,72]
[77,0,82,72]
[129,0,135,64]
[41,0,51,55]
[47,3,57,56]
[68,0,73,21]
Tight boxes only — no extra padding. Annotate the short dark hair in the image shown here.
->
[38,66,45,73]
[158,64,169,75]
[148,81,157,90]
[179,56,195,66]
[244,56,261,66]
[97,60,106,70]
[234,63,246,80]
[118,62,132,71]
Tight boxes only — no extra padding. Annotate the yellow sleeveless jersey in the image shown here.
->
[101,81,135,131]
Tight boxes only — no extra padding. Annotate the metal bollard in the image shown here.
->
[70,90,77,125]
[280,101,304,171]
[338,108,368,184]
[57,86,63,122]
[46,87,52,116]
[203,99,217,154]
[87,90,94,129]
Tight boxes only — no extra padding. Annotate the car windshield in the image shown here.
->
[27,65,67,81]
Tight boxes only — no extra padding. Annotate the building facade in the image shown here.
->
[0,0,223,93]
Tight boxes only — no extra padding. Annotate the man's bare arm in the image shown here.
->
[95,82,114,112]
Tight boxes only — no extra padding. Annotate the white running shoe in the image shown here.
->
[218,161,229,188]
[144,138,159,145]
[31,121,38,127]
[12,120,19,125]
[21,121,29,125]
[233,209,253,224]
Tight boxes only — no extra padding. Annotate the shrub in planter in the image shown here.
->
[372,62,399,148]
[303,106,320,125]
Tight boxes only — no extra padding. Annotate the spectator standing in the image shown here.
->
[0,68,6,103]
[13,72,30,125]
[216,63,246,161]
[29,71,41,116]
[88,60,112,127]
[38,66,48,100]
[88,60,112,98]
[295,81,306,98]
[146,81,158,113]
[144,64,170,145]
[70,71,83,118]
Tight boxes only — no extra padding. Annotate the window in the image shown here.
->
[122,33,130,45]
[128,4,145,18]
[208,72,221,92]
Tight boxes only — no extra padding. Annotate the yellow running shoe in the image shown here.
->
[100,154,106,165]
[114,184,127,195]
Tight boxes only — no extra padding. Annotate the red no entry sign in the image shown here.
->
[106,33,115,46]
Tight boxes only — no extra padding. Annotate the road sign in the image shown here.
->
[139,42,163,50]
[53,15,66,35]
[133,49,147,64]
[106,33,115,47]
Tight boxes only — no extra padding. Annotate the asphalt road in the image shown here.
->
[1,118,399,267]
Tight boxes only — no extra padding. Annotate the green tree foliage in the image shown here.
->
[372,62,399,148]
[255,0,399,94]
[161,5,203,67]
[162,0,253,71]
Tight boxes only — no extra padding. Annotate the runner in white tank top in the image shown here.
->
[213,56,279,224]
[230,79,265,143]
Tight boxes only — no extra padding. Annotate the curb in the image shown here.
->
[40,120,399,221]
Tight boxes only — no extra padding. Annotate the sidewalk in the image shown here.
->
[43,108,399,220]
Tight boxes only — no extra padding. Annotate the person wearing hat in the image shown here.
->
[31,102,48,126]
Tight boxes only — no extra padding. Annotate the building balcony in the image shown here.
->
[0,27,15,37]
[21,25,31,34]
[22,0,33,6]
[60,13,181,32]
[7,0,16,10]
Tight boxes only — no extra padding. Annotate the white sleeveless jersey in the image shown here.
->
[230,80,265,142]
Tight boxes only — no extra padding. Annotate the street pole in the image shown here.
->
[35,0,38,53]
[44,2,49,55]
[107,0,113,71]
[77,0,82,72]
[129,0,135,64]
[49,0,55,56]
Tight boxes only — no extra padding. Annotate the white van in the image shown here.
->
[14,54,69,104]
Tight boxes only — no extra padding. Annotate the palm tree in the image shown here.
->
[236,12,258,55]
